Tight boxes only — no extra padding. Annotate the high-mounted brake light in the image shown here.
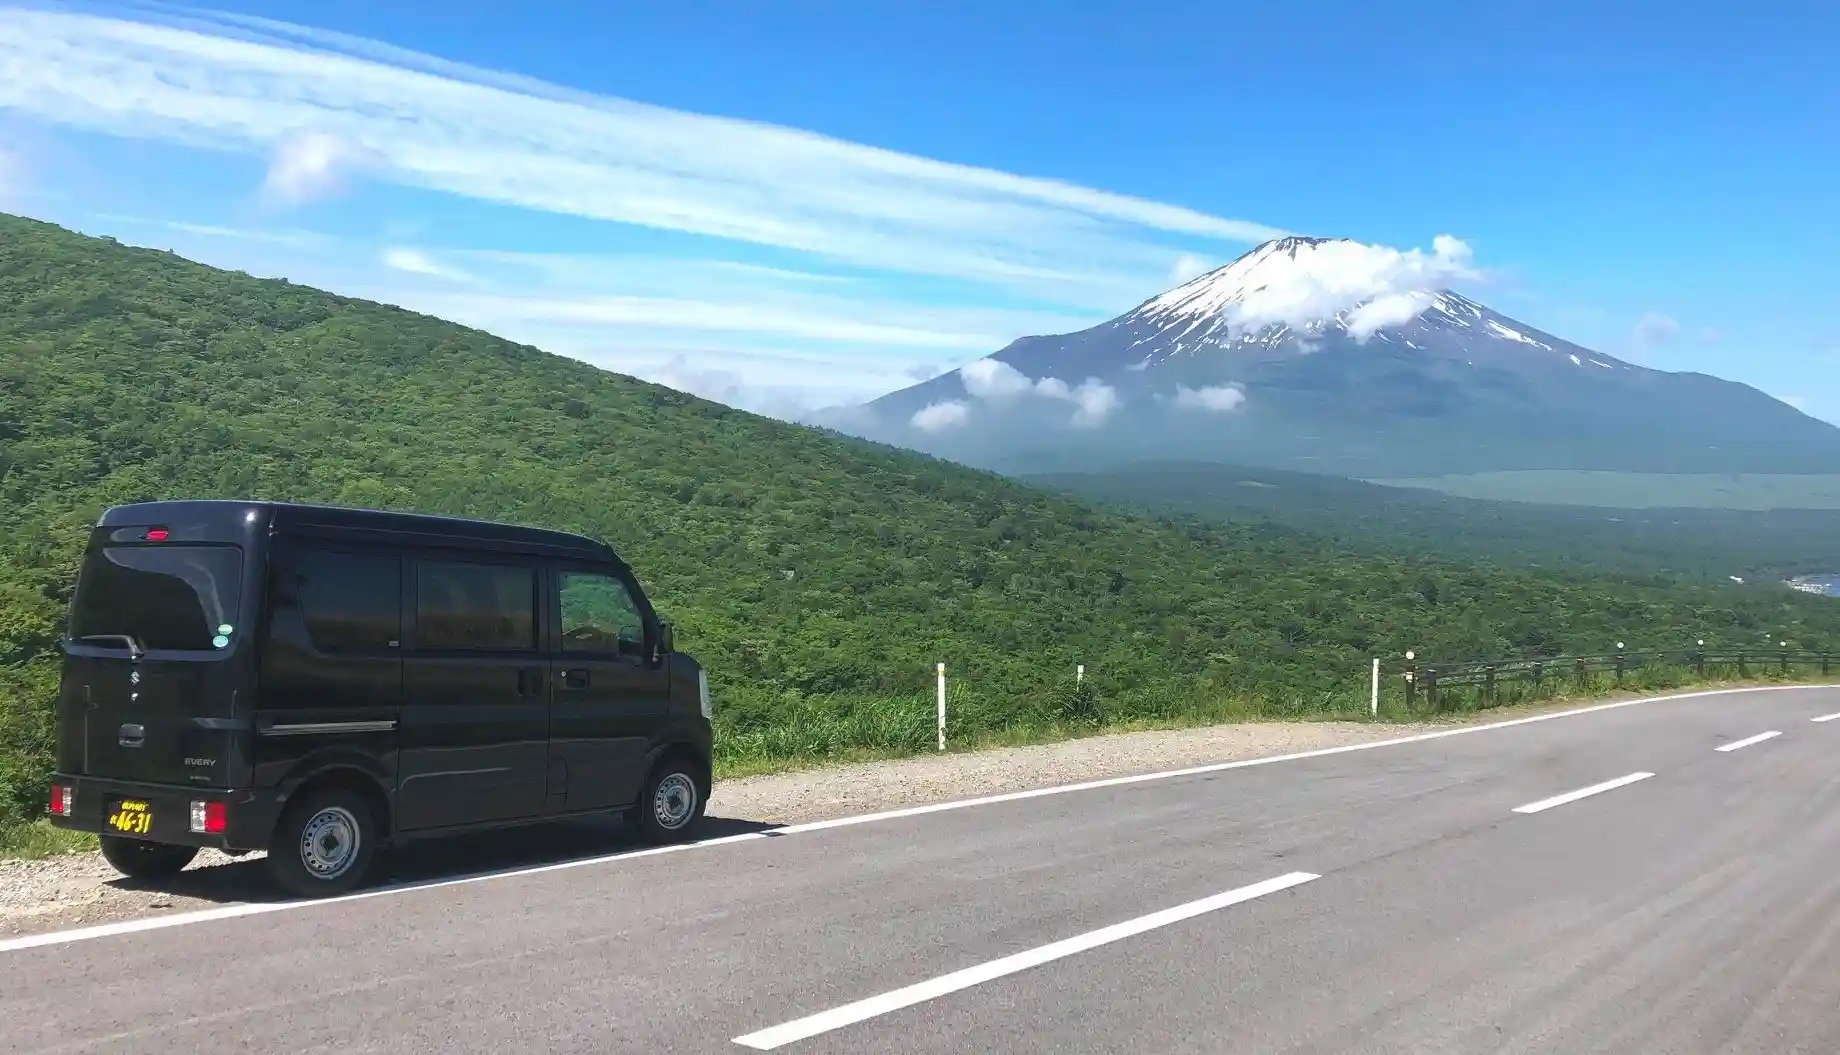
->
[49,785,72,817]
[189,800,227,834]
[143,528,169,542]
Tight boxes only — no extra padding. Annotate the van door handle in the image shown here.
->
[118,724,145,748]
[560,669,589,690]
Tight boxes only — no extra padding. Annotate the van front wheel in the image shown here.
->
[268,788,377,899]
[630,757,708,844]
[99,835,198,880]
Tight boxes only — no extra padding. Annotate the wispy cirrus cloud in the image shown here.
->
[0,4,1285,310]
[381,246,475,283]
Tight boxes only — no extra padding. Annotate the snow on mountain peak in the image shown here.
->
[1127,233,1482,345]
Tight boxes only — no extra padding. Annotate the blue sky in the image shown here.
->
[0,0,1834,422]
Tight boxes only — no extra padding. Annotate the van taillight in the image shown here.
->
[49,785,72,816]
[190,800,227,834]
[144,528,169,542]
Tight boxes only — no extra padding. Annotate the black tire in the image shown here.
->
[267,787,378,899]
[630,755,708,844]
[98,835,198,880]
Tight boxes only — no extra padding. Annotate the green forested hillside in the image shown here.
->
[1026,462,1840,582]
[4,212,1840,831]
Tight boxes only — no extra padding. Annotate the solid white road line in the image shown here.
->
[730,871,1321,1050]
[0,830,774,955]
[1811,712,1840,723]
[3,683,1828,956]
[1715,731,1783,752]
[1511,772,1655,815]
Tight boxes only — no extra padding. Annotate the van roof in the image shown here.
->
[95,499,621,563]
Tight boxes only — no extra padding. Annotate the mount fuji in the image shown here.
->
[836,237,1840,479]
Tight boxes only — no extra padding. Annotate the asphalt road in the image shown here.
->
[5,685,1839,1054]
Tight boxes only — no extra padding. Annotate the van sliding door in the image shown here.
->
[397,555,549,831]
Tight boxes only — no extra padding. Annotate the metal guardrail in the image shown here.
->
[1402,648,1837,709]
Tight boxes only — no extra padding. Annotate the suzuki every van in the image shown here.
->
[46,500,714,897]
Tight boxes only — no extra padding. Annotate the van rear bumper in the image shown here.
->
[46,774,280,853]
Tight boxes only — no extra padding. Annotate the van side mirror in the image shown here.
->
[658,620,675,655]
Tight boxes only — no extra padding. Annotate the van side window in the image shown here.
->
[558,570,645,655]
[294,550,401,652]
[416,560,536,651]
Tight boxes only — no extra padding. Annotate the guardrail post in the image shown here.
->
[936,662,946,751]
[1425,668,1439,710]
[1614,651,1625,684]
[1694,648,1706,676]
[1370,658,1381,718]
[1484,664,1497,704]
[1574,657,1586,688]
[1824,653,1831,677]
[1532,661,1545,693]
[1780,649,1790,674]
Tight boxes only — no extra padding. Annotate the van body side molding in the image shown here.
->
[259,720,400,737]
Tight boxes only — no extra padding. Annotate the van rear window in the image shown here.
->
[69,545,245,653]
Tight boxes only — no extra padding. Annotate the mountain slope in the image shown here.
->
[1025,461,1840,583]
[848,237,1840,478]
[5,214,1840,831]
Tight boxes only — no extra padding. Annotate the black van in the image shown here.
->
[45,500,714,897]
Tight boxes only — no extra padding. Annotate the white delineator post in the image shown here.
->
[1077,664,1085,685]
[1371,658,1381,717]
[936,663,947,752]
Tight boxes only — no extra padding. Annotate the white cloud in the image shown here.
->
[260,131,377,206]
[1067,379,1119,426]
[954,358,1118,426]
[959,358,1036,399]
[1173,384,1247,412]
[381,246,474,282]
[1136,234,1483,338]
[910,400,970,432]
[1346,291,1434,341]
[0,7,1285,308]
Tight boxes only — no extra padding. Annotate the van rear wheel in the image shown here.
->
[99,835,198,880]
[268,788,377,899]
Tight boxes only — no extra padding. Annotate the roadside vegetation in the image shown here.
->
[5,212,1840,849]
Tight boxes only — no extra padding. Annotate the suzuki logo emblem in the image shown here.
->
[129,671,140,685]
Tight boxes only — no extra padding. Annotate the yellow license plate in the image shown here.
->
[107,800,153,836]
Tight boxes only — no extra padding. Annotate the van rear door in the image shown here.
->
[62,540,248,789]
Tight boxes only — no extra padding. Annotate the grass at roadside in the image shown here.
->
[0,820,94,859]
[4,664,1832,860]
[713,662,1837,777]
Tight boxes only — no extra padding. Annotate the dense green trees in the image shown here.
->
[4,213,1838,832]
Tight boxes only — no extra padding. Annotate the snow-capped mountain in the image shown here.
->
[840,236,1840,479]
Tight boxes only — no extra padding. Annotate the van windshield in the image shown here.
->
[68,544,245,654]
